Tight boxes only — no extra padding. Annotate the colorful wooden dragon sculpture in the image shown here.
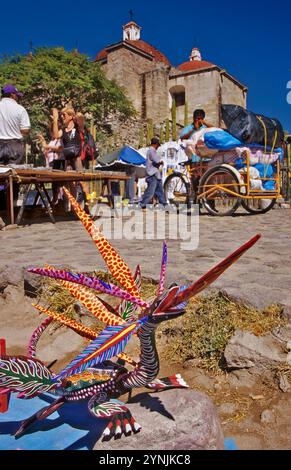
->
[0,188,261,441]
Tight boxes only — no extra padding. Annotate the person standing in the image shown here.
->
[0,84,30,165]
[140,137,167,210]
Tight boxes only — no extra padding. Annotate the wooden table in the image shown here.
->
[0,167,129,225]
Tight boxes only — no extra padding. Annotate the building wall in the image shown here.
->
[169,70,221,127]
[220,74,247,109]
[142,65,170,123]
[102,48,154,116]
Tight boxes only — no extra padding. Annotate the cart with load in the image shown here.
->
[163,105,284,216]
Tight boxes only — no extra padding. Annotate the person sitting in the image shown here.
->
[180,109,213,163]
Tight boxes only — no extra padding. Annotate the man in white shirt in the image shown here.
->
[0,84,30,165]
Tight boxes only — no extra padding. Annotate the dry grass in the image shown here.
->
[161,291,285,371]
[38,276,77,319]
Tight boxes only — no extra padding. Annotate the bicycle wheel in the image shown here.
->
[241,198,276,214]
[199,166,241,216]
[164,173,191,208]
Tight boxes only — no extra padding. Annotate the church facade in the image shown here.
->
[95,21,247,128]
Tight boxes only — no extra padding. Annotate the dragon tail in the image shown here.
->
[14,397,65,438]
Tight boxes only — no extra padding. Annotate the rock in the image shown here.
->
[287,341,291,351]
[224,329,287,370]
[278,373,291,393]
[286,353,291,366]
[0,265,24,293]
[23,270,43,298]
[272,324,291,343]
[260,409,275,424]
[95,389,224,450]
[282,306,291,321]
[228,369,257,389]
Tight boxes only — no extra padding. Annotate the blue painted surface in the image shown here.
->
[0,394,107,450]
[224,438,239,450]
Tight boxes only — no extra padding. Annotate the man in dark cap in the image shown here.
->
[0,84,30,165]
[140,137,167,210]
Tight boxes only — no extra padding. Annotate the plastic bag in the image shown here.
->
[221,105,284,148]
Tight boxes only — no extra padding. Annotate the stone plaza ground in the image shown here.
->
[1,207,291,310]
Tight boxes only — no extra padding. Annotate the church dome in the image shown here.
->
[95,21,170,65]
[177,48,217,72]
[95,40,170,65]
[178,60,216,72]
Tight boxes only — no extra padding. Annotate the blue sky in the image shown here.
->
[1,0,290,131]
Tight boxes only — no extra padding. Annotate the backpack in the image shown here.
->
[81,128,98,161]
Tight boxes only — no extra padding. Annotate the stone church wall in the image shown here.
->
[102,48,154,116]
[142,65,170,123]
[220,74,247,109]
[169,70,221,126]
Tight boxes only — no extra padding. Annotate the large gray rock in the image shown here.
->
[95,389,224,450]
[0,265,24,293]
[224,329,287,370]
[23,270,43,298]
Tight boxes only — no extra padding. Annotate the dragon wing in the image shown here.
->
[54,318,147,380]
[170,234,261,308]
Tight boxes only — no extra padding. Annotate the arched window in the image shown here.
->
[169,85,186,108]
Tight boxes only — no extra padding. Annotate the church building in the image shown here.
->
[95,21,247,128]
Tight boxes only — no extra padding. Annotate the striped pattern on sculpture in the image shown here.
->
[122,320,159,390]
[28,268,149,309]
[28,317,53,358]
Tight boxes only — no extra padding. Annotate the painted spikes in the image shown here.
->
[63,187,141,300]
[28,317,53,358]
[171,234,261,308]
[118,265,142,322]
[27,268,149,310]
[157,241,167,297]
[45,265,126,327]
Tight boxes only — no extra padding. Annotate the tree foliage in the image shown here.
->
[0,47,134,137]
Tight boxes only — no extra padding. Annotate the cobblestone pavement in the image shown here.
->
[1,208,291,309]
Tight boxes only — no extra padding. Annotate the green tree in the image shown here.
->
[0,47,134,137]
[172,100,177,141]
[165,118,170,142]
[184,101,189,127]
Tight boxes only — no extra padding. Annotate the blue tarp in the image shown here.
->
[204,130,242,150]
[98,146,146,166]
